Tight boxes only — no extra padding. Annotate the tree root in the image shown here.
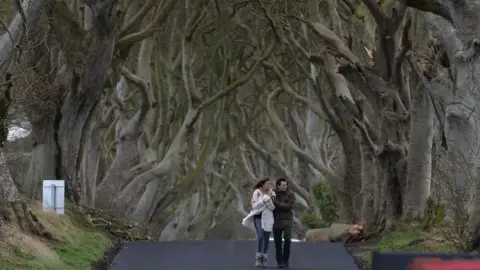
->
[0,201,55,241]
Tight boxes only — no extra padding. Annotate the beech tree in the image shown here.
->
[5,0,480,243]
[0,0,52,236]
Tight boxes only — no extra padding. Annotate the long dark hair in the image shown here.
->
[253,178,269,191]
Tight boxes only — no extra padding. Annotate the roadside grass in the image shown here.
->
[0,202,111,270]
[362,222,457,266]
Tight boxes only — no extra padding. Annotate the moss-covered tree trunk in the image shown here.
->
[337,131,362,223]
[0,0,53,234]
[20,16,65,200]
[0,77,50,238]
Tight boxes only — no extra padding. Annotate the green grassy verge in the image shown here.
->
[362,223,457,266]
[0,203,111,270]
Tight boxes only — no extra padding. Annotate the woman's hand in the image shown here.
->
[270,191,276,198]
[262,195,271,204]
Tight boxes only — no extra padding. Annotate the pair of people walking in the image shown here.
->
[242,177,296,268]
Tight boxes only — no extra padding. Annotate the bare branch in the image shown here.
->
[0,0,51,75]
[266,88,340,183]
[290,16,359,64]
[118,0,178,47]
[120,67,150,131]
[120,0,157,35]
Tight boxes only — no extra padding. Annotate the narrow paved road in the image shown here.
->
[111,240,360,270]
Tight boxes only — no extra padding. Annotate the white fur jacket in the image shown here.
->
[242,189,276,232]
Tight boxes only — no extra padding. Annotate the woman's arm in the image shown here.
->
[251,189,262,205]
[251,189,267,211]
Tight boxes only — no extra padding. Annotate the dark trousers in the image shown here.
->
[253,216,270,253]
[273,226,292,264]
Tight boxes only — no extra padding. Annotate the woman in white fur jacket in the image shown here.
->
[242,178,276,268]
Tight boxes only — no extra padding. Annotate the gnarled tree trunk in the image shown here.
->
[403,80,434,218]
[24,119,58,198]
[337,131,362,223]
[360,144,375,226]
[57,0,121,204]
[22,20,64,199]
[79,98,112,207]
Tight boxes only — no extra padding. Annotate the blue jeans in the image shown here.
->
[254,215,270,253]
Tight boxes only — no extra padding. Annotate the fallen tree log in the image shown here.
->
[304,223,364,243]
[79,205,151,242]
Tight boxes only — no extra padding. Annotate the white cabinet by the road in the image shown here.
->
[42,180,65,215]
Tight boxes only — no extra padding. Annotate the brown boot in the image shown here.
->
[255,253,263,267]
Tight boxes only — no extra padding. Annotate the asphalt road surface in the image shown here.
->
[370,251,480,270]
[111,240,360,270]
